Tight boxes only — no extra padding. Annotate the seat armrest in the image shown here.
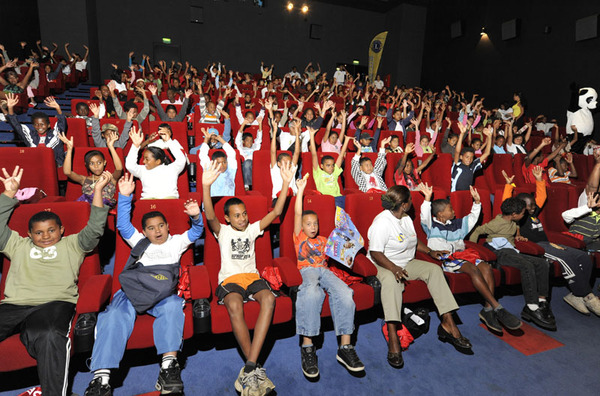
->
[189,265,212,300]
[546,231,586,250]
[464,240,497,262]
[515,240,545,256]
[351,254,377,277]
[76,274,112,314]
[272,257,303,287]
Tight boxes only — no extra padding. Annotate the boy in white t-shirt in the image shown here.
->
[202,160,294,396]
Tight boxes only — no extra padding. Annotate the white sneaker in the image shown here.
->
[563,293,590,315]
[255,366,275,395]
[583,293,600,317]
[234,367,260,396]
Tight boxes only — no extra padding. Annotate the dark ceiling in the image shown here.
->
[311,0,428,13]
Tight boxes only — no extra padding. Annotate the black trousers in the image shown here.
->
[538,241,593,296]
[0,301,75,396]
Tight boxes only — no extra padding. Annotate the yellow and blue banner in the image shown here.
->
[368,31,388,82]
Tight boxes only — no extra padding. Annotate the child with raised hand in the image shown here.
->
[562,192,600,251]
[386,134,404,153]
[419,182,522,333]
[236,118,263,191]
[59,132,122,207]
[321,109,347,154]
[309,126,351,208]
[5,93,67,166]
[522,137,565,184]
[190,109,233,154]
[90,102,133,148]
[149,85,191,122]
[469,197,555,331]
[394,142,436,190]
[125,126,186,199]
[354,116,383,153]
[202,160,295,396]
[199,126,237,197]
[293,175,364,378]
[351,135,389,193]
[270,120,301,205]
[548,152,577,184]
[0,166,109,396]
[84,173,204,396]
[451,123,492,192]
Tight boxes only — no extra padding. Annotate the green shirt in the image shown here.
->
[0,194,109,306]
[313,165,343,197]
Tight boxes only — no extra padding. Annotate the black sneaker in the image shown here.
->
[336,345,365,372]
[84,378,112,396]
[155,360,184,394]
[539,301,556,324]
[301,346,319,378]
[494,308,522,330]
[479,309,502,333]
[521,305,557,331]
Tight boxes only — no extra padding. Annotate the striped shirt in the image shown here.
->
[421,200,481,252]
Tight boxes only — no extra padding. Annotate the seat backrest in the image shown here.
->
[50,117,89,147]
[0,148,58,196]
[539,185,572,233]
[345,193,385,251]
[421,153,453,195]
[0,202,98,299]
[252,150,292,198]
[202,195,271,293]
[65,147,124,201]
[112,199,196,294]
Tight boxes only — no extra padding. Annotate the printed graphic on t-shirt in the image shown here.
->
[396,233,406,242]
[321,173,335,186]
[231,237,251,260]
[298,239,324,264]
[29,246,58,260]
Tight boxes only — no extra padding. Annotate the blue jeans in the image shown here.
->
[295,266,355,337]
[334,195,346,209]
[242,159,253,186]
[90,290,184,370]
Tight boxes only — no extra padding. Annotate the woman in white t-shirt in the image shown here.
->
[367,185,471,368]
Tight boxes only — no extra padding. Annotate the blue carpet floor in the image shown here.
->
[2,278,600,395]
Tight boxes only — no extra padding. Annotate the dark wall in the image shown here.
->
[421,0,600,123]
[0,0,41,59]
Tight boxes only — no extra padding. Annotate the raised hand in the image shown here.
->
[565,153,573,164]
[185,89,193,99]
[469,185,481,203]
[94,171,112,192]
[405,142,415,154]
[57,132,73,150]
[418,182,433,201]
[183,199,200,218]
[148,85,158,96]
[380,136,392,149]
[202,160,223,186]
[129,126,143,147]
[118,173,135,196]
[541,137,552,146]
[280,160,295,185]
[5,92,19,109]
[296,173,309,191]
[106,131,118,147]
[0,166,23,198]
[501,170,515,185]
[482,125,493,137]
[126,107,136,122]
[532,165,544,181]
[44,96,60,110]
[89,102,100,118]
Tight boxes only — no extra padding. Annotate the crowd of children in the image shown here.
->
[1,43,600,396]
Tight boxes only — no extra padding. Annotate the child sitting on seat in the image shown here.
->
[0,166,109,396]
[354,116,383,153]
[394,143,436,190]
[149,85,190,122]
[309,127,352,208]
[84,174,203,396]
[125,126,186,199]
[320,109,347,154]
[351,136,390,193]
[89,102,133,148]
[419,183,522,333]
[199,127,237,197]
[548,153,577,184]
[293,176,364,378]
[469,198,555,331]
[202,160,294,396]
[59,132,122,207]
[236,119,263,191]
[386,134,403,153]
[522,137,565,184]
[562,192,600,251]
[5,93,67,166]
[451,123,492,192]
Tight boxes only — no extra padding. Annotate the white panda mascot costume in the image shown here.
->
[566,86,597,154]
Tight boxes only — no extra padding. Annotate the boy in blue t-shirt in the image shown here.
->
[451,123,492,192]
